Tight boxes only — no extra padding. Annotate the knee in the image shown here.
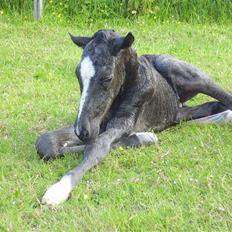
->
[35,133,62,160]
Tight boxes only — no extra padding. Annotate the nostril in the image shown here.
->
[81,128,89,140]
[75,127,90,141]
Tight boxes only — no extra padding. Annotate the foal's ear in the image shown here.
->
[111,32,135,55]
[69,32,92,49]
[121,32,135,49]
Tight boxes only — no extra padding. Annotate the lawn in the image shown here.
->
[0,17,232,231]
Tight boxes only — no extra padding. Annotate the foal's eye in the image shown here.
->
[100,76,112,84]
[99,76,112,89]
[102,77,112,83]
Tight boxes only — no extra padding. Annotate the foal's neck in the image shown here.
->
[122,48,139,85]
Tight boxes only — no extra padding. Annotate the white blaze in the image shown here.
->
[78,56,95,120]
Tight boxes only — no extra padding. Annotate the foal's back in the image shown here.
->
[134,55,180,132]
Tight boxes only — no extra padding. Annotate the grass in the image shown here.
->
[0,16,232,231]
[1,0,232,24]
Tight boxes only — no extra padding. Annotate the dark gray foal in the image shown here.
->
[36,30,232,205]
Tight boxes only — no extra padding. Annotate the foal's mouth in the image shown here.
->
[74,120,100,143]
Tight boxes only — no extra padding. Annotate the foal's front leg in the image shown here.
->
[36,125,83,160]
[41,128,125,206]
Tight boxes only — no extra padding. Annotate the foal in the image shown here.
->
[36,29,232,205]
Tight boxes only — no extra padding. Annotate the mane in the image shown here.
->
[122,48,140,86]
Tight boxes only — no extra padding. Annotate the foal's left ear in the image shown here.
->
[69,32,92,49]
[120,32,135,49]
[111,32,135,55]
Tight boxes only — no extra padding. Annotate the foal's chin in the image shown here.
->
[81,126,100,144]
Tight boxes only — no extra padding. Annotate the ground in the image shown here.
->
[0,18,232,231]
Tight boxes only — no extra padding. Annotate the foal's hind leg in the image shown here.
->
[176,101,232,124]
[191,110,232,124]
[36,125,83,160]
[154,55,232,109]
[176,101,227,121]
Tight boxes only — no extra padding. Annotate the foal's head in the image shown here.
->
[70,29,135,142]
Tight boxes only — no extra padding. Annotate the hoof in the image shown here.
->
[224,110,232,122]
[41,177,72,206]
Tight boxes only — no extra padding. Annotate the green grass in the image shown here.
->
[1,0,232,24]
[1,16,232,231]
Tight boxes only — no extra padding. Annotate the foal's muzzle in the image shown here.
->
[74,117,91,142]
[74,127,89,142]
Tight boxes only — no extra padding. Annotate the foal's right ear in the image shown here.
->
[69,32,92,49]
